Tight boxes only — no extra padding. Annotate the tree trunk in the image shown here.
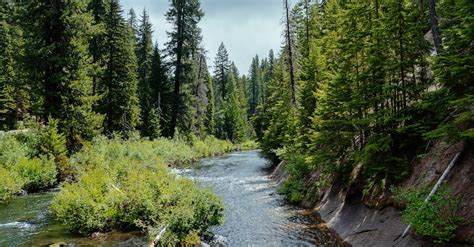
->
[428,0,442,54]
[284,0,297,106]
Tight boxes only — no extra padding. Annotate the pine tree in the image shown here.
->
[247,56,261,117]
[88,0,109,97]
[101,0,140,137]
[284,0,297,106]
[22,0,103,149]
[147,44,170,139]
[190,49,211,136]
[205,75,216,135]
[0,4,29,130]
[427,0,474,140]
[165,0,204,137]
[137,9,155,136]
[213,42,231,101]
[222,68,246,142]
[127,8,139,42]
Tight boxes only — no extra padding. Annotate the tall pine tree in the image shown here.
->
[100,0,139,137]
[22,0,103,149]
[165,0,204,137]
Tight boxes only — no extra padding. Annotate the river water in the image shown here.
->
[0,150,342,246]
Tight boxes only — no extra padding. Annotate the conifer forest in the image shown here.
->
[0,0,472,246]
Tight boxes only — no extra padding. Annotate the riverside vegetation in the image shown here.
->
[1,0,257,244]
[1,0,472,245]
[0,123,257,244]
[250,0,472,244]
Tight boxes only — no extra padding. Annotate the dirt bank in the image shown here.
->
[270,141,473,247]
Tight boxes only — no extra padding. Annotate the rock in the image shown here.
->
[18,190,28,196]
[209,235,229,247]
[90,232,107,240]
[200,242,211,247]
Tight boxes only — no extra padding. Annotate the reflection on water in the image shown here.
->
[0,150,342,246]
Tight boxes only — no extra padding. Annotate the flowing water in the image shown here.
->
[0,150,342,246]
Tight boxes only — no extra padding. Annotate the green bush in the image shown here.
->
[50,168,113,234]
[278,152,309,203]
[51,137,225,244]
[0,135,30,168]
[0,167,24,203]
[236,140,259,151]
[39,119,69,178]
[392,184,464,243]
[192,136,234,157]
[13,157,57,192]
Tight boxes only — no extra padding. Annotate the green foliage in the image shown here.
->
[100,0,140,137]
[51,137,225,244]
[0,167,23,203]
[358,135,409,185]
[39,119,69,178]
[0,135,30,168]
[392,185,464,243]
[237,140,259,151]
[191,136,234,158]
[0,131,58,199]
[277,151,310,203]
[23,0,104,150]
[13,157,57,192]
[50,168,112,234]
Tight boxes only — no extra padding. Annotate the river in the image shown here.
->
[0,150,343,246]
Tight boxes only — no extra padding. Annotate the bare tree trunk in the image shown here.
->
[428,0,442,54]
[284,0,297,106]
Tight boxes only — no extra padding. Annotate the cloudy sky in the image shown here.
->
[121,0,293,75]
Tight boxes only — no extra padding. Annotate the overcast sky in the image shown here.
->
[121,0,293,75]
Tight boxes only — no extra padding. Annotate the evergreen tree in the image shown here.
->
[165,0,204,137]
[427,0,474,140]
[88,0,109,97]
[205,75,216,135]
[222,68,246,142]
[213,42,231,101]
[127,8,139,42]
[147,44,170,139]
[137,9,155,136]
[0,3,29,130]
[101,0,140,137]
[22,0,103,149]
[247,55,261,117]
[190,49,211,136]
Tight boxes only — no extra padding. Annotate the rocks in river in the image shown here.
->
[201,233,229,247]
[209,235,229,247]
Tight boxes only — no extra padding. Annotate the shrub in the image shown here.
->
[0,167,24,202]
[392,184,464,243]
[13,157,57,192]
[51,168,112,234]
[39,119,69,178]
[0,135,30,168]
[237,140,259,151]
[51,137,225,244]
[192,136,234,157]
[278,152,309,203]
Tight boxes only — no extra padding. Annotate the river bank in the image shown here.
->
[270,141,473,247]
[0,150,345,246]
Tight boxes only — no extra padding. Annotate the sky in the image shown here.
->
[121,0,292,75]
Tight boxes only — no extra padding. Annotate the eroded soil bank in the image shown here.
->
[271,141,473,247]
